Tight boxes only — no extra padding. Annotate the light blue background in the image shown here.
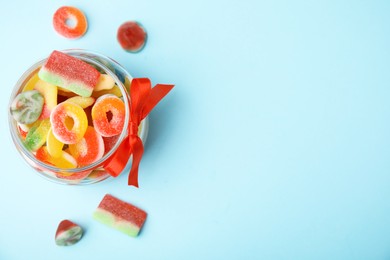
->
[1,0,390,259]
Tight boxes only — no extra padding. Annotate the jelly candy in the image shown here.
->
[94,74,115,91]
[117,21,147,53]
[46,128,64,158]
[103,135,120,154]
[10,90,44,124]
[91,85,123,98]
[22,72,40,92]
[93,194,147,237]
[55,220,83,246]
[65,96,95,108]
[34,79,58,119]
[91,94,125,137]
[55,169,91,181]
[50,102,88,144]
[38,51,100,97]
[53,6,88,39]
[69,126,104,166]
[24,119,51,151]
[36,146,77,168]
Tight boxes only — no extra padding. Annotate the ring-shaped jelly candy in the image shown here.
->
[53,6,88,39]
[69,126,104,166]
[91,95,125,137]
[50,102,88,144]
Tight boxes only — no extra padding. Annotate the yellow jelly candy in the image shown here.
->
[92,85,122,98]
[65,96,95,108]
[37,146,77,168]
[47,128,64,158]
[94,74,115,91]
[50,102,88,144]
[51,151,77,169]
[34,79,58,118]
[22,72,40,92]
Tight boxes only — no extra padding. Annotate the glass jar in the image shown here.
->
[8,49,148,185]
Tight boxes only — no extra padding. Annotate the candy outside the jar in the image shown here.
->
[117,21,147,52]
[38,51,100,97]
[55,220,83,246]
[93,194,147,237]
[53,6,88,39]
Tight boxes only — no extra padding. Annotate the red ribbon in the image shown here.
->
[103,78,174,187]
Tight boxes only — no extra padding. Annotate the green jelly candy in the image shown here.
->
[10,90,44,124]
[24,119,51,152]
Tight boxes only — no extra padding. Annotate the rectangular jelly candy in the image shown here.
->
[93,194,147,237]
[38,51,100,97]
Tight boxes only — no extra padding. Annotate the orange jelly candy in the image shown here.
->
[53,6,88,39]
[91,95,125,137]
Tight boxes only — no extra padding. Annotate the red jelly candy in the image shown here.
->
[55,220,83,246]
[69,126,104,166]
[117,21,147,52]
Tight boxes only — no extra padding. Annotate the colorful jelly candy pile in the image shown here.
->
[93,194,147,237]
[55,219,83,246]
[10,50,127,180]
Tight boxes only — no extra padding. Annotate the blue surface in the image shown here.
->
[1,0,390,259]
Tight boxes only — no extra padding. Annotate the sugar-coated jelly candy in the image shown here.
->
[36,146,77,169]
[46,128,64,158]
[55,169,92,181]
[50,102,88,144]
[91,85,123,98]
[93,194,147,237]
[103,135,120,154]
[117,21,147,53]
[22,72,40,92]
[34,79,58,119]
[69,126,104,166]
[55,220,83,246]
[91,94,125,137]
[38,51,100,97]
[10,90,44,124]
[24,119,51,152]
[65,96,95,108]
[94,74,115,91]
[53,6,88,39]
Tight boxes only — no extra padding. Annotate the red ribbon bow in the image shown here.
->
[103,78,174,187]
